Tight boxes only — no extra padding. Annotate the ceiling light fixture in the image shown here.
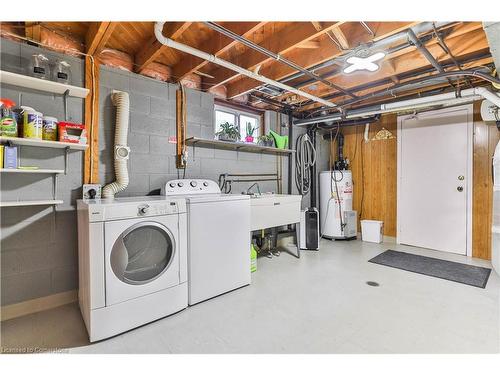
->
[343,52,386,74]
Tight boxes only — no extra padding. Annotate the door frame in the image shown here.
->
[396,104,474,256]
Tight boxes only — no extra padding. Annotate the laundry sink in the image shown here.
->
[249,194,302,231]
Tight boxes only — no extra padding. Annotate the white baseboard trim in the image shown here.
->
[1,290,78,322]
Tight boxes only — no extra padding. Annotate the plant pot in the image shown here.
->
[245,136,254,143]
[258,139,274,147]
[218,133,238,142]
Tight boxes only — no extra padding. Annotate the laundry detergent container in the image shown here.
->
[361,220,384,243]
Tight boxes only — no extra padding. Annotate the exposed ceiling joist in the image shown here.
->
[226,22,417,99]
[171,22,266,82]
[135,22,192,73]
[86,22,117,55]
[204,21,345,89]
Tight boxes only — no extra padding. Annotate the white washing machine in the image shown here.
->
[162,179,251,305]
[77,196,188,342]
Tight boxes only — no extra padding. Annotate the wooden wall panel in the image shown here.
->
[326,114,397,236]
[326,104,499,259]
[472,101,499,260]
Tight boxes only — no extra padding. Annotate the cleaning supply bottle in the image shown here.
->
[0,98,18,137]
[251,244,257,273]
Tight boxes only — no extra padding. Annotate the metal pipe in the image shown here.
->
[204,21,357,99]
[265,22,455,90]
[288,111,293,195]
[294,86,500,126]
[298,52,492,107]
[154,22,336,108]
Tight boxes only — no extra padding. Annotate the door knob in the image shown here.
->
[457,186,464,192]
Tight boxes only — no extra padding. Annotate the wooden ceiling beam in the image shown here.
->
[86,22,117,55]
[225,22,416,99]
[25,22,41,43]
[135,22,192,73]
[294,32,491,112]
[203,21,345,89]
[171,22,266,82]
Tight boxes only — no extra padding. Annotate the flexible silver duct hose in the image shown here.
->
[295,133,317,196]
[102,91,130,199]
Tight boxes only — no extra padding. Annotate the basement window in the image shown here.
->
[214,105,261,141]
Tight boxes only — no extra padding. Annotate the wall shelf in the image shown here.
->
[0,168,64,174]
[186,137,295,156]
[0,70,89,98]
[0,136,88,151]
[0,199,64,208]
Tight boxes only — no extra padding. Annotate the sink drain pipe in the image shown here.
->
[102,90,131,199]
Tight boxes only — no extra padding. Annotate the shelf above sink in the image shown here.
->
[186,137,294,156]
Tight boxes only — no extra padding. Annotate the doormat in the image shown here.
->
[368,250,492,288]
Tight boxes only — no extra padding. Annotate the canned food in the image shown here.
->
[42,116,58,141]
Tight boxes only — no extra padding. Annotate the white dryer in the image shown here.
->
[162,179,251,305]
[77,196,188,342]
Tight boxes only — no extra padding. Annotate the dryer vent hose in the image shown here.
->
[102,91,130,199]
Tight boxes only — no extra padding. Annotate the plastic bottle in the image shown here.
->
[251,244,257,273]
[0,98,18,137]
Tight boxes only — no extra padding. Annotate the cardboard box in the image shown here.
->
[58,122,87,144]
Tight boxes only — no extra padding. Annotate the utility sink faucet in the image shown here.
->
[246,182,261,196]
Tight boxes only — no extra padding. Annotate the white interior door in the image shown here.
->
[397,105,473,255]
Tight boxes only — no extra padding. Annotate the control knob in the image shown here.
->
[177,182,184,187]
[138,204,150,215]
[203,181,208,187]
[190,181,198,187]
[169,182,176,188]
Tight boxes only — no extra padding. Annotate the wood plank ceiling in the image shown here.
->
[3,21,493,115]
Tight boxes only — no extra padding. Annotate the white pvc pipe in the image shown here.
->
[294,87,500,126]
[154,22,336,108]
[102,91,130,199]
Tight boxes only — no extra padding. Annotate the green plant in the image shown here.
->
[257,134,273,142]
[245,122,257,137]
[216,121,241,141]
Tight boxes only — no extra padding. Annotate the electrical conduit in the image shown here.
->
[102,90,131,198]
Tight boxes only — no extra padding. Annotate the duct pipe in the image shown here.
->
[102,91,131,198]
[294,87,500,127]
[204,22,357,99]
[407,29,445,74]
[154,22,336,108]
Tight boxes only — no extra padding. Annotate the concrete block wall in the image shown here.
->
[99,66,283,196]
[1,38,84,305]
[0,37,330,307]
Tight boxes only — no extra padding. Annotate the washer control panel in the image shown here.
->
[163,179,221,195]
[86,198,186,222]
[137,202,178,216]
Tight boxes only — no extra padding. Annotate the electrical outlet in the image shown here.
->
[83,184,102,200]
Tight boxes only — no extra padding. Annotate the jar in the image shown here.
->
[42,116,58,141]
[52,60,71,84]
[28,54,50,80]
[23,108,43,139]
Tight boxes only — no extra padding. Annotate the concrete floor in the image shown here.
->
[1,239,499,353]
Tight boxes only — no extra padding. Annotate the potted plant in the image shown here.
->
[245,122,257,143]
[257,134,275,147]
[216,121,241,142]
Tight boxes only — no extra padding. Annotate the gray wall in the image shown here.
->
[1,38,84,305]
[2,38,324,306]
[98,65,287,197]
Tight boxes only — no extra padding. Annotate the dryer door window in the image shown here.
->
[110,222,175,285]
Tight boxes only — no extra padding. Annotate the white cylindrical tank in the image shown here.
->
[319,170,353,238]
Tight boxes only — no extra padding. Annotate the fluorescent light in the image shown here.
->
[343,52,386,74]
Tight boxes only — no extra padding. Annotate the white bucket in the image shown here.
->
[361,220,384,243]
